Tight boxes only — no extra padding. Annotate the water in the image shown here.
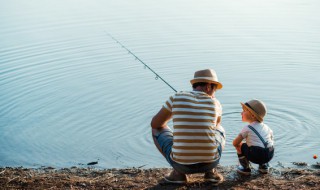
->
[0,0,319,169]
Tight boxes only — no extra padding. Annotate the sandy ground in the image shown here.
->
[1,163,320,189]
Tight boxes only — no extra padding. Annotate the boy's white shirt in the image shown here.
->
[240,121,274,148]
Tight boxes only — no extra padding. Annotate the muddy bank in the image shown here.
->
[1,164,320,189]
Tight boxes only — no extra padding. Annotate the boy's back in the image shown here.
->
[240,121,274,148]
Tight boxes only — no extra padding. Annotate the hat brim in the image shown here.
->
[240,102,263,122]
[190,79,223,89]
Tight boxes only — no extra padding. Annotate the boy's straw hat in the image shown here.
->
[241,99,267,122]
[190,69,223,89]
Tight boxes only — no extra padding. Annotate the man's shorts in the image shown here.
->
[153,128,223,174]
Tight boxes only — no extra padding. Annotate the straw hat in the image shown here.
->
[241,99,267,122]
[190,69,223,89]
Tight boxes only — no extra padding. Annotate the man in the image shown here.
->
[151,69,225,184]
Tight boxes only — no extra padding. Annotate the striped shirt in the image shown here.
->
[163,91,222,164]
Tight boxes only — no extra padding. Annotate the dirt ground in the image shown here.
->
[1,164,320,190]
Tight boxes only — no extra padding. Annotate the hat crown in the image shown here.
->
[194,69,218,80]
[190,69,223,89]
[247,99,267,120]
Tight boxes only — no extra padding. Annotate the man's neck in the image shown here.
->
[193,87,215,98]
[194,86,206,92]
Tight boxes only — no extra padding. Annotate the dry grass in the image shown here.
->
[0,165,320,189]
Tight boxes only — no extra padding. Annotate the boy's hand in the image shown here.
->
[233,134,244,154]
[234,144,242,154]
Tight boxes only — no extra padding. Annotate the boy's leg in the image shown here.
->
[258,163,269,174]
[237,143,251,175]
[258,147,274,174]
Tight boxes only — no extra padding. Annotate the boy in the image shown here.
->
[232,99,274,175]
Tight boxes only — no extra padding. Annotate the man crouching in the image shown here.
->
[151,69,226,185]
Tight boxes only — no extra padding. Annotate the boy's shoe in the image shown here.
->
[237,154,250,169]
[204,169,224,184]
[164,170,188,184]
[237,165,251,175]
[258,163,269,174]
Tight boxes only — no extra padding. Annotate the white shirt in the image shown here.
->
[240,121,274,148]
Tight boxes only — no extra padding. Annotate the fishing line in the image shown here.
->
[105,32,177,93]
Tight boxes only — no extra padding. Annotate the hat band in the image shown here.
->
[245,103,255,112]
[193,77,216,81]
[245,102,263,121]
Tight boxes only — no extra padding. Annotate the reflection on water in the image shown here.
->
[0,0,319,168]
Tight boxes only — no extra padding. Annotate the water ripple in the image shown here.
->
[1,0,320,168]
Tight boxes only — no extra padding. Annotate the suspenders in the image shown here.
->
[248,125,269,148]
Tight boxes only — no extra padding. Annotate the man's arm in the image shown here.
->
[216,116,221,127]
[150,107,172,154]
[151,107,172,130]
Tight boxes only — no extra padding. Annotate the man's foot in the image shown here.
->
[237,165,251,175]
[204,169,224,185]
[164,170,188,184]
[258,163,269,174]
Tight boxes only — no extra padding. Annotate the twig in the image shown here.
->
[137,165,147,169]
[90,176,102,182]
[7,177,19,184]
[0,169,6,175]
[295,175,305,180]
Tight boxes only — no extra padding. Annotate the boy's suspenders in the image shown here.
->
[248,125,268,148]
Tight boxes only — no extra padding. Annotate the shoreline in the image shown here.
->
[1,164,320,189]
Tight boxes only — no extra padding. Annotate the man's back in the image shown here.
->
[163,91,221,164]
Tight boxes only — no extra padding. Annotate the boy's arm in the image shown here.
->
[233,134,244,154]
[233,134,244,147]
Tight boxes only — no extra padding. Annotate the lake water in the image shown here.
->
[1,0,319,169]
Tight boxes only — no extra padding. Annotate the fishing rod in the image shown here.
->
[106,32,177,93]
